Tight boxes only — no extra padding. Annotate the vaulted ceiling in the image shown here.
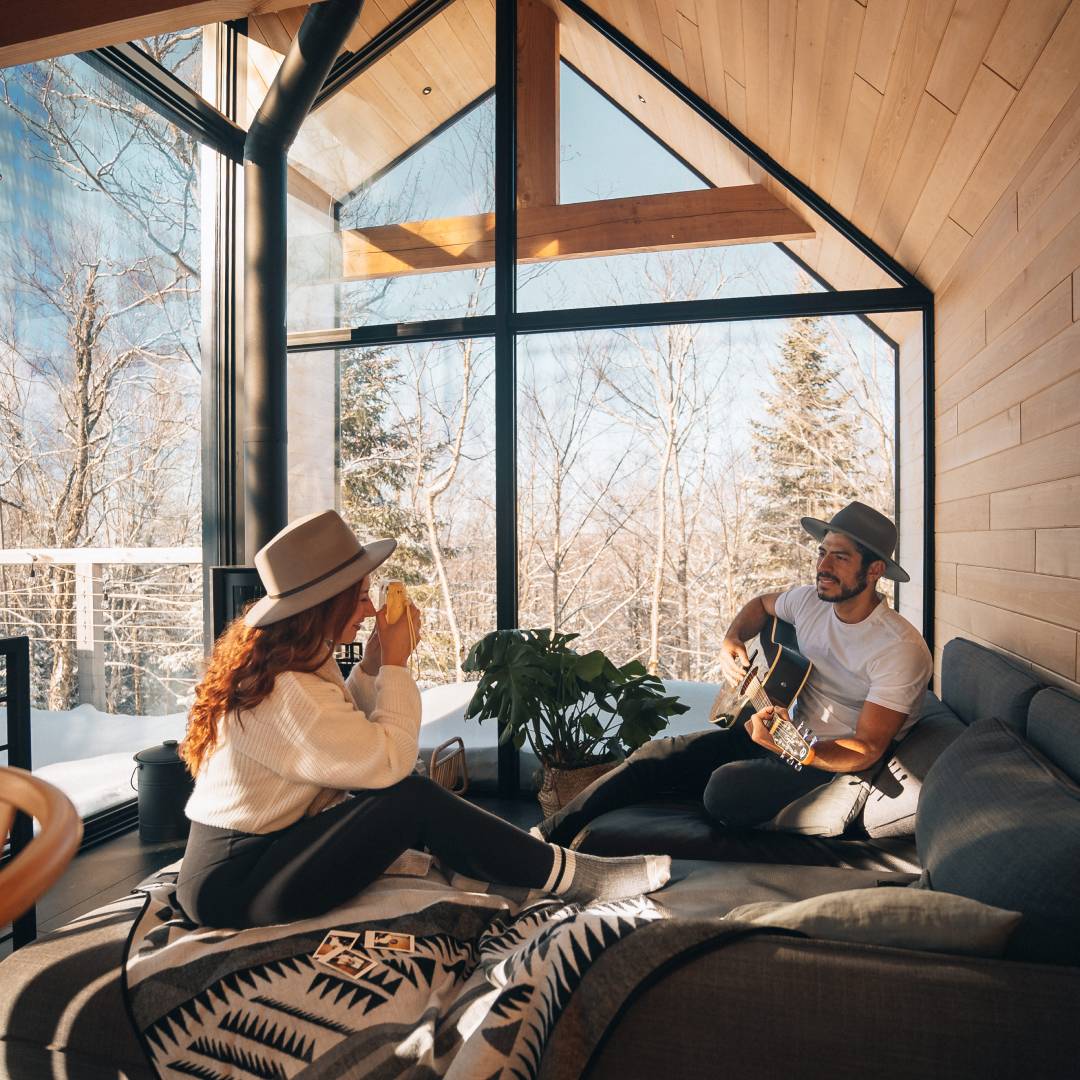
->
[5,0,1078,329]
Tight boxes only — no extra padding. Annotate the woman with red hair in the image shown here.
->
[177,510,669,928]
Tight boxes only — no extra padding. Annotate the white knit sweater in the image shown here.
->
[185,656,422,834]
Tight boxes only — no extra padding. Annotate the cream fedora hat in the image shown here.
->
[243,509,396,628]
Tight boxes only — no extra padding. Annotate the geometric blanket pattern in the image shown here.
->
[124,860,664,1079]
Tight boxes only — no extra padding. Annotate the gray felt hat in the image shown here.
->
[244,509,396,628]
[800,500,909,583]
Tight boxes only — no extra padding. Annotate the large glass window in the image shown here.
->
[0,50,206,815]
[517,313,895,679]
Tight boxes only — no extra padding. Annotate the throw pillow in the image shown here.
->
[763,771,871,837]
[917,717,1080,965]
[860,697,966,838]
[726,888,1021,958]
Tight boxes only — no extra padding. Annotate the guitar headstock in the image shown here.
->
[769,717,818,771]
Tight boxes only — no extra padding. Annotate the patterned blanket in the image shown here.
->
[124,857,665,1079]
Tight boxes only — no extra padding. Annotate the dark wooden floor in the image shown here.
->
[4,792,542,957]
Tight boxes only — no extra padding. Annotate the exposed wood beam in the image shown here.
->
[0,1,300,67]
[341,185,814,280]
[516,0,559,209]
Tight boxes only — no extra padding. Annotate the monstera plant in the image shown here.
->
[462,628,689,813]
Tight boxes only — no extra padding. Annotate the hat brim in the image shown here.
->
[243,537,398,628]
[800,516,910,583]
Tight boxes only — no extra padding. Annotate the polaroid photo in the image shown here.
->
[321,948,378,982]
[363,929,416,954]
[312,930,358,964]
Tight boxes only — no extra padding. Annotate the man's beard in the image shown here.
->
[816,565,869,603]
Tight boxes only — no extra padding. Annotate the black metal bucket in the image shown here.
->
[132,739,194,843]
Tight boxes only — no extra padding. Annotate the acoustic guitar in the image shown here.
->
[709,615,818,770]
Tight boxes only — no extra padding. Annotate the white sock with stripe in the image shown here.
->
[544,844,670,902]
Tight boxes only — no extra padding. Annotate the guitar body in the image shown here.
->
[754,616,813,712]
[710,616,818,769]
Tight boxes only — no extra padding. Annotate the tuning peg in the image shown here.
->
[794,762,803,772]
[809,735,819,746]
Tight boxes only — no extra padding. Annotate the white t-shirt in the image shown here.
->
[773,585,933,742]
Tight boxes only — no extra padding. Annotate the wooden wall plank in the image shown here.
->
[936,279,1070,414]
[895,64,1016,271]
[951,0,1080,234]
[991,475,1080,530]
[936,529,1034,572]
[1023,366,1080,443]
[1018,82,1080,229]
[936,493,990,532]
[937,422,1080,502]
[958,296,1079,432]
[985,195,1080,342]
[1036,528,1080,577]
[937,405,1020,473]
[742,0,771,146]
[936,589,1077,676]
[936,562,957,593]
[694,0,731,114]
[957,563,1080,632]
[925,0,1009,112]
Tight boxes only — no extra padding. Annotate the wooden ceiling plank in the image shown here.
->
[517,0,560,209]
[693,0,730,116]
[767,0,798,161]
[808,0,866,201]
[850,0,956,245]
[984,0,1071,89]
[662,34,691,87]
[718,0,747,86]
[951,0,1080,236]
[740,0,771,148]
[924,0,1009,112]
[787,0,829,184]
[461,0,497,53]
[826,72,881,220]
[0,0,254,67]
[655,0,684,47]
[441,3,493,88]
[915,216,972,292]
[341,185,814,279]
[873,90,954,254]
[854,0,908,95]
[676,9,710,104]
[895,65,1017,274]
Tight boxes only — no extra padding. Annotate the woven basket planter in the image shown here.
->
[536,760,617,818]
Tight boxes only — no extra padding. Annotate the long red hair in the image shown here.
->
[180,580,364,776]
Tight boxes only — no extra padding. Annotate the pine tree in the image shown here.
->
[751,316,863,586]
[337,346,431,584]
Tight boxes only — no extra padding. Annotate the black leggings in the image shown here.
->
[177,775,555,928]
[542,725,830,846]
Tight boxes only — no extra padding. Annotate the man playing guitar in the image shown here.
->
[536,501,933,846]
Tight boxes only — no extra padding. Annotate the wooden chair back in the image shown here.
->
[0,767,83,928]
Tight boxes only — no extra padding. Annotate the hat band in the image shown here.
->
[267,547,367,599]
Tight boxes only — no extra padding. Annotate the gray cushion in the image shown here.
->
[860,694,966,838]
[939,638,1040,731]
[917,717,1080,965]
[1026,687,1080,784]
[726,887,1021,957]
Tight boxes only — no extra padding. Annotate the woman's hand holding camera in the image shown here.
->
[376,602,421,668]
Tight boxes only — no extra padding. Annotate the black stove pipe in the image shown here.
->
[243,0,362,559]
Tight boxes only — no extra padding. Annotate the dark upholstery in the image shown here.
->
[572,799,921,872]
[939,637,1040,730]
[1026,687,1080,782]
[860,693,966,838]
[917,718,1080,965]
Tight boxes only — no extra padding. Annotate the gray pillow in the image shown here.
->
[917,717,1080,965]
[861,697,966,838]
[726,888,1021,958]
[763,771,871,837]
